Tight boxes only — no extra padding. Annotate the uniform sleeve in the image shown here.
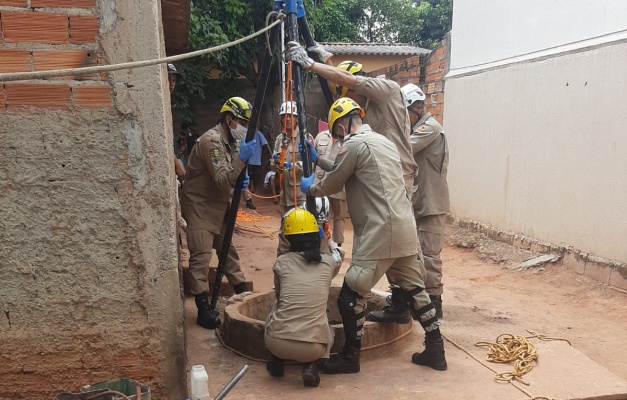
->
[410,124,439,154]
[354,76,398,105]
[272,135,282,166]
[272,261,281,298]
[206,136,245,193]
[309,140,358,197]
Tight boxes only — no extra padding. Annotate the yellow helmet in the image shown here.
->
[220,97,252,121]
[328,97,365,134]
[335,60,364,97]
[283,209,318,236]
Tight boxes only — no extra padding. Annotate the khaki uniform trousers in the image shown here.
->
[264,332,330,362]
[329,197,347,245]
[345,254,436,338]
[187,226,245,295]
[416,214,445,296]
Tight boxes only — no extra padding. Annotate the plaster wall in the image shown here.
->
[443,40,627,262]
[0,1,185,398]
[450,0,627,70]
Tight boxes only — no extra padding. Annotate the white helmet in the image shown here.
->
[302,196,330,223]
[401,83,426,107]
[279,101,298,116]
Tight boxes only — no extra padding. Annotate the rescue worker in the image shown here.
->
[180,97,257,329]
[265,209,343,387]
[314,129,347,247]
[300,98,447,373]
[286,42,417,198]
[272,101,314,256]
[401,83,450,319]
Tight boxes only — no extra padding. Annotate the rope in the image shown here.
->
[475,334,537,385]
[215,319,414,363]
[0,15,284,82]
[443,330,569,400]
[235,209,277,239]
[248,192,279,199]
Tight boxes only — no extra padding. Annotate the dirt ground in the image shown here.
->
[184,196,627,400]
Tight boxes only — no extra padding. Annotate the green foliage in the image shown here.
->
[305,0,362,42]
[174,0,266,123]
[173,0,451,123]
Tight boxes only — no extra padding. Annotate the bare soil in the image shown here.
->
[184,196,627,400]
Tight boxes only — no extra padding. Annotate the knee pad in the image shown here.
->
[390,285,424,310]
[337,281,361,319]
[412,303,440,332]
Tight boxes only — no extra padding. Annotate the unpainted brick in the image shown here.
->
[72,84,111,107]
[0,49,31,73]
[609,266,627,291]
[33,49,99,80]
[69,14,99,44]
[5,83,71,109]
[0,0,27,6]
[1,11,69,44]
[31,0,96,7]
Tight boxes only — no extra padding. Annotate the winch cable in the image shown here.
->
[285,0,317,218]
[203,13,281,329]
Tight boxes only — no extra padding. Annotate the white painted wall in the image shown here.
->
[445,0,627,262]
[444,41,627,262]
[450,0,627,70]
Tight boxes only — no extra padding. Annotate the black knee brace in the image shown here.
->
[390,285,424,310]
[337,281,364,344]
[413,303,438,331]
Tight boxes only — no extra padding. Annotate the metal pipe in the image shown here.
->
[213,365,250,400]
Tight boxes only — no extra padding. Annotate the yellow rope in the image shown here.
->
[475,334,537,385]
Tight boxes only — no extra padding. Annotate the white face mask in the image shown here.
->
[229,120,247,141]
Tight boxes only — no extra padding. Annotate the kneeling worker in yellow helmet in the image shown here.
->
[180,96,257,329]
[264,209,342,387]
[300,98,447,374]
[286,42,417,199]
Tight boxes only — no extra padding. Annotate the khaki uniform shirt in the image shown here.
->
[411,113,450,217]
[314,130,346,200]
[310,124,417,261]
[265,252,339,344]
[272,128,313,207]
[354,75,418,195]
[181,124,245,233]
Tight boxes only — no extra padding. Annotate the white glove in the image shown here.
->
[286,41,314,69]
[307,41,333,63]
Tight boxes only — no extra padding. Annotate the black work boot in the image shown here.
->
[195,292,213,329]
[266,353,284,377]
[430,295,443,319]
[368,305,411,324]
[412,337,447,371]
[302,362,320,387]
[319,345,360,374]
[245,199,256,210]
[233,282,248,294]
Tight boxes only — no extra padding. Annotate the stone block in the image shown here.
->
[609,265,627,292]
[584,259,611,284]
[562,251,585,275]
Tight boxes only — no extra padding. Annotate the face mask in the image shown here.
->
[229,120,247,141]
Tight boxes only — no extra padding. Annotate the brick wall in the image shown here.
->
[368,33,450,124]
[0,0,111,110]
[0,1,185,399]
